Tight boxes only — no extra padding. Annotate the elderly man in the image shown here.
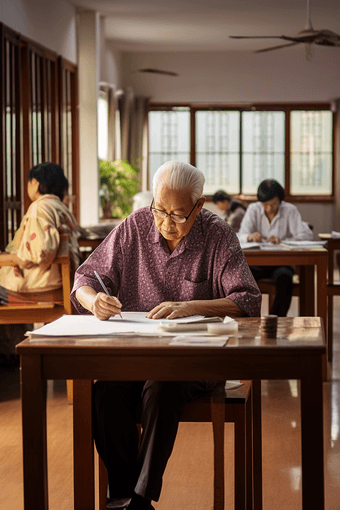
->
[71,161,261,510]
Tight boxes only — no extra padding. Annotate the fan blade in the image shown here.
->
[255,42,300,53]
[138,68,178,76]
[230,36,287,39]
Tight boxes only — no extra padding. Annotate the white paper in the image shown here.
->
[28,313,223,338]
[240,241,260,250]
[281,240,327,248]
[259,243,285,250]
[331,230,340,239]
[108,312,221,325]
[169,335,228,347]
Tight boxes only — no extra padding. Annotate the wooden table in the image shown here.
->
[16,317,326,510]
[244,248,328,352]
[318,234,340,360]
[78,235,105,259]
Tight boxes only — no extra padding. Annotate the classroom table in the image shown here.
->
[318,234,340,360]
[78,234,105,259]
[16,316,326,510]
[244,248,328,355]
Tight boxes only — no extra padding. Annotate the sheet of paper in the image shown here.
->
[169,335,228,347]
[108,312,222,325]
[28,313,222,338]
[240,241,260,250]
[28,315,157,337]
[281,240,327,248]
[259,243,285,250]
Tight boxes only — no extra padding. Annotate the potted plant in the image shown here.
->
[99,159,141,219]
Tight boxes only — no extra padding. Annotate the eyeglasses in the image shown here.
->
[150,199,199,224]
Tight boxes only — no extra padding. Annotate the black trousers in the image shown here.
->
[92,380,218,502]
[250,265,295,317]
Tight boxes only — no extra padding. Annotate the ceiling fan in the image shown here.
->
[138,68,178,77]
[229,0,340,60]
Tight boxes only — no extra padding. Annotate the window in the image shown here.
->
[242,111,285,194]
[58,57,79,220]
[290,110,333,196]
[196,111,240,194]
[1,25,22,249]
[0,23,79,249]
[148,108,190,185]
[148,105,334,200]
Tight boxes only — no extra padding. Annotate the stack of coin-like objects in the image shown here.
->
[260,315,278,338]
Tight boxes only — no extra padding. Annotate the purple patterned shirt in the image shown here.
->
[71,207,261,316]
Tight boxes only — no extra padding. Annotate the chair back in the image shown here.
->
[0,234,72,324]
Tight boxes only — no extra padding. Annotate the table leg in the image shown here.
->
[21,355,48,510]
[298,266,315,316]
[327,242,334,361]
[328,295,333,360]
[300,357,324,510]
[316,257,328,359]
[252,380,262,510]
[73,380,95,510]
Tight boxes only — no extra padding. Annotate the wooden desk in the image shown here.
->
[244,248,328,348]
[318,234,340,360]
[16,317,326,510]
[78,235,104,250]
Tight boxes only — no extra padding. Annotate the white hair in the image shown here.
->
[152,161,205,203]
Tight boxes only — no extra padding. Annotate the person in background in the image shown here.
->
[0,162,80,366]
[71,161,261,510]
[212,190,246,232]
[238,178,313,316]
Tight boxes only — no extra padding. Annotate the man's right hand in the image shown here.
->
[91,292,122,320]
[247,232,266,243]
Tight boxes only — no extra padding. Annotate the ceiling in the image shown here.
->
[72,0,340,52]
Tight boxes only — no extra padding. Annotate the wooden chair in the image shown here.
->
[0,233,73,401]
[0,233,72,322]
[258,273,301,313]
[97,380,262,510]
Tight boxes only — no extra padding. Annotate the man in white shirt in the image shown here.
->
[238,179,313,316]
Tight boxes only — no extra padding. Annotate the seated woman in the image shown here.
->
[238,178,313,316]
[212,189,246,232]
[0,162,80,365]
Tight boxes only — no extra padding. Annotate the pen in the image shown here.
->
[94,270,123,319]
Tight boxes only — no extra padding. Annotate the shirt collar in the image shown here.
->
[259,201,283,221]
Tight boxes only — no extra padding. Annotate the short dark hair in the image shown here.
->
[257,179,285,203]
[212,190,232,204]
[28,162,68,201]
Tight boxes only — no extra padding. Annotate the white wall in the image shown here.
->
[77,9,100,226]
[102,40,123,90]
[0,0,77,62]
[121,49,340,103]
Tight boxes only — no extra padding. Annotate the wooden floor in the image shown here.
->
[1,295,340,510]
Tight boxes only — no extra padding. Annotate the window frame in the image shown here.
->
[0,22,79,250]
[148,102,336,204]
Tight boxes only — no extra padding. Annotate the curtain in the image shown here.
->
[334,99,340,230]
[118,90,149,190]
